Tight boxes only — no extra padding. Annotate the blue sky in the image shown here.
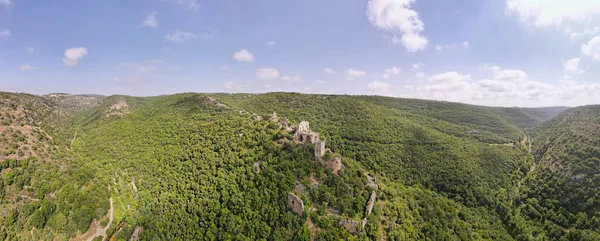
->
[1,0,599,107]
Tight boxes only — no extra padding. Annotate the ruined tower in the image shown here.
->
[315,140,325,160]
[294,121,319,144]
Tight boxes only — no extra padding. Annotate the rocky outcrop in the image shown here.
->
[106,100,129,117]
[339,220,360,234]
[287,193,304,216]
[320,156,342,175]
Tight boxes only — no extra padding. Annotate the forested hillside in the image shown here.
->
[0,91,584,241]
[513,105,600,240]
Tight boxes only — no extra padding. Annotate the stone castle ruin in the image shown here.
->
[268,117,377,235]
[294,121,320,144]
[287,193,304,216]
[315,139,326,161]
[292,121,342,174]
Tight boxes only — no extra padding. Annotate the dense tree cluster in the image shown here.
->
[2,91,595,240]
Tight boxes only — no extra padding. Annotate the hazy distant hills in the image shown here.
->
[3,91,598,240]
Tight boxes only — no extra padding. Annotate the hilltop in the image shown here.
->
[1,91,589,240]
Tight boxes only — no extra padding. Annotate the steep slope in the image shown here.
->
[213,93,531,206]
[0,92,530,240]
[516,105,600,240]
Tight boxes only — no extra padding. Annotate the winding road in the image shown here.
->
[85,197,114,241]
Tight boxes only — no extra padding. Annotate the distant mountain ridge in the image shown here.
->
[0,91,590,240]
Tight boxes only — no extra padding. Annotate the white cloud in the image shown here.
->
[118,60,167,73]
[256,68,280,80]
[25,47,34,54]
[20,65,40,71]
[281,75,303,81]
[62,47,88,67]
[411,62,423,70]
[143,12,159,28]
[581,36,600,60]
[427,72,472,92]
[462,41,469,48]
[265,41,276,47]
[567,26,600,39]
[347,68,367,79]
[167,0,199,11]
[224,81,244,90]
[435,45,442,52]
[324,68,335,75]
[383,66,401,78]
[0,0,10,6]
[505,0,600,27]
[367,0,428,52]
[415,72,425,78]
[233,49,255,62]
[316,80,327,84]
[564,58,584,73]
[0,29,11,37]
[368,81,391,95]
[403,65,600,106]
[166,30,198,43]
[481,64,528,82]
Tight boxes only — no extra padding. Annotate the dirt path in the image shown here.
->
[80,197,113,241]
[70,131,77,150]
[20,194,40,201]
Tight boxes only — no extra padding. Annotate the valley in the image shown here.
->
[1,91,598,241]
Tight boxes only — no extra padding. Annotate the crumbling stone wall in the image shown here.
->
[294,121,320,144]
[361,190,377,230]
[287,193,304,216]
[339,220,359,234]
[315,140,326,160]
[365,191,376,216]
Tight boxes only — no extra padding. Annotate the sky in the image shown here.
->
[1,0,600,107]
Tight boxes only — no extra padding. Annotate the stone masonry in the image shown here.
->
[314,140,326,160]
[294,121,320,144]
[287,193,304,216]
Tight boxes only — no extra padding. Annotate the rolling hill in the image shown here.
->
[1,91,585,241]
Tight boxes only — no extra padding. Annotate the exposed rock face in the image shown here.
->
[339,220,360,234]
[287,193,304,216]
[321,156,342,175]
[106,100,129,117]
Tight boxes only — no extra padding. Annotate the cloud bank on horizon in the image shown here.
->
[0,0,599,107]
